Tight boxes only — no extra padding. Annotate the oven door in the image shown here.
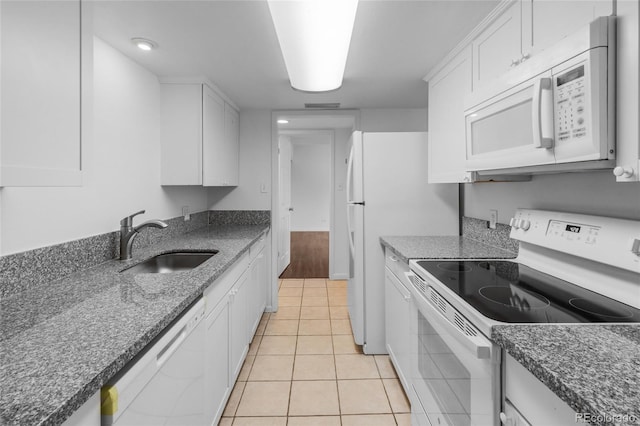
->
[408,273,500,426]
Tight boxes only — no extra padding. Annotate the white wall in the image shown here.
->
[290,138,331,231]
[360,108,427,132]
[464,171,640,224]
[208,109,271,210]
[331,128,350,279]
[0,37,208,255]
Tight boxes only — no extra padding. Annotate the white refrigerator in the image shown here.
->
[346,131,459,354]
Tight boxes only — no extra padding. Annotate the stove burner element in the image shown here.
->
[479,286,550,311]
[437,262,472,272]
[568,298,634,319]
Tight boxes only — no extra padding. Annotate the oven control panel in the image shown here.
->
[546,220,600,245]
[509,209,640,273]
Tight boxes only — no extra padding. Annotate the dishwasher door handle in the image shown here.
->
[156,325,188,367]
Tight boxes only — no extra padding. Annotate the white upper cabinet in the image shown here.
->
[427,47,474,183]
[472,2,523,89]
[473,0,613,91]
[427,0,618,183]
[614,0,640,182]
[223,104,240,187]
[1,0,90,187]
[202,85,226,186]
[160,82,239,187]
[522,0,613,58]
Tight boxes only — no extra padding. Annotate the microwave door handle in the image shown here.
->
[532,77,554,149]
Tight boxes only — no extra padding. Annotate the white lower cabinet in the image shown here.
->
[503,354,588,425]
[229,270,250,383]
[203,237,268,426]
[247,236,267,340]
[204,297,230,426]
[383,249,412,400]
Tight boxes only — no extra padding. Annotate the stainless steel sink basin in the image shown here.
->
[121,251,218,274]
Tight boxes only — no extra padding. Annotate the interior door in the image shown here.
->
[277,136,292,276]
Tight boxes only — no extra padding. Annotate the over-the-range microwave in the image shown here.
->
[464,16,615,175]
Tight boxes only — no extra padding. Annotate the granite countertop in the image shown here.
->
[379,235,517,262]
[493,325,640,426]
[0,224,269,426]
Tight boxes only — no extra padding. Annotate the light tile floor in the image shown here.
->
[221,279,411,426]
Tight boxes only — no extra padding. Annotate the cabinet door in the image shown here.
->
[522,0,613,58]
[229,271,250,382]
[1,0,82,186]
[384,268,411,395]
[247,247,267,339]
[202,85,226,186]
[160,84,203,185]
[472,1,522,89]
[427,46,474,183]
[224,104,240,186]
[204,298,230,426]
[615,0,640,182]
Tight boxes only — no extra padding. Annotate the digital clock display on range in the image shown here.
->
[565,224,581,233]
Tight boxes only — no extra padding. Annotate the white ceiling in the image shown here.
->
[93,0,499,110]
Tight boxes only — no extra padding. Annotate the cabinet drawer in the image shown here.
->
[204,252,249,315]
[385,248,409,281]
[250,234,266,262]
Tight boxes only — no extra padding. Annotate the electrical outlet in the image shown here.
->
[489,209,498,229]
[182,206,191,221]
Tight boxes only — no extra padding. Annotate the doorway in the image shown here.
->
[271,111,358,288]
[279,132,332,278]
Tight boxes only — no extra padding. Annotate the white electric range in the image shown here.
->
[406,209,640,426]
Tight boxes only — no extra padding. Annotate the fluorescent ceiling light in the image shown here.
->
[131,38,157,51]
[277,119,290,124]
[268,0,358,92]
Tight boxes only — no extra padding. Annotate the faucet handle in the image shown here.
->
[120,210,145,227]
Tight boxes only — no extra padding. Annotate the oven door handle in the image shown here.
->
[408,274,492,360]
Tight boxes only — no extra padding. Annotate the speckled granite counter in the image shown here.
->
[493,325,640,426]
[0,224,268,426]
[379,235,517,262]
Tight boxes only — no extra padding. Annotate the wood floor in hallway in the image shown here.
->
[279,232,329,279]
[219,278,411,426]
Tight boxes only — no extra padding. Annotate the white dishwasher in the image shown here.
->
[101,298,206,426]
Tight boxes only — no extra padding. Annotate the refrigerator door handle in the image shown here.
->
[346,144,354,203]
[347,204,356,256]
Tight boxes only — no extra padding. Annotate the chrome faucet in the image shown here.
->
[119,210,168,260]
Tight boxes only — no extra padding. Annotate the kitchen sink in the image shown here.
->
[121,251,218,274]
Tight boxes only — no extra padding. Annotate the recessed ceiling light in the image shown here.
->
[277,119,290,124]
[131,38,157,51]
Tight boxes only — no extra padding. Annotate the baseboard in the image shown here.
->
[329,273,349,280]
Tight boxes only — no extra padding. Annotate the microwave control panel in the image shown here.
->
[554,64,587,142]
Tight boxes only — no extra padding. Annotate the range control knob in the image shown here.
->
[630,238,640,256]
[613,166,635,178]
[509,218,518,229]
[520,220,531,231]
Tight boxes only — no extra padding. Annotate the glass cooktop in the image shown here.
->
[415,260,640,324]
